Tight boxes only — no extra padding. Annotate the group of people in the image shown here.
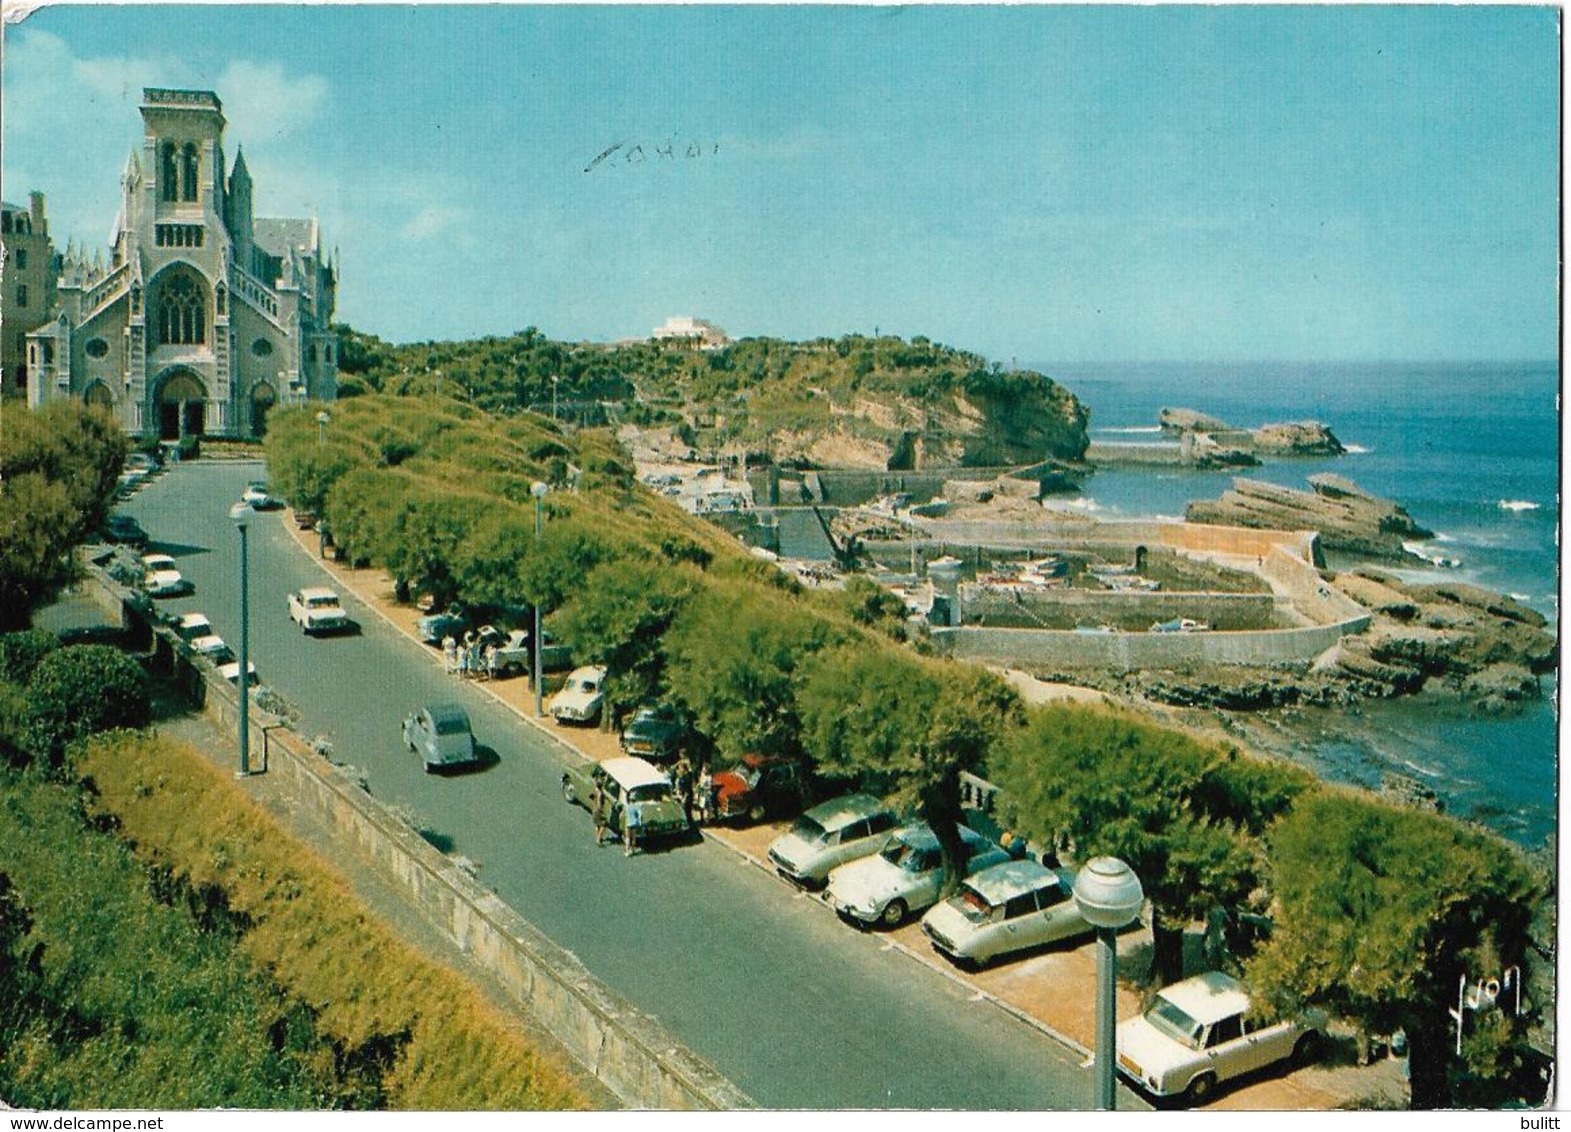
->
[588,755,720,858]
[441,632,500,680]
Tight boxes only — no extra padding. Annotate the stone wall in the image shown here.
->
[78,563,753,1111]
[932,615,1369,670]
[956,587,1281,632]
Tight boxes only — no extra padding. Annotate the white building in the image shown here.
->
[652,315,730,349]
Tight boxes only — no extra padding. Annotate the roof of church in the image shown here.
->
[254,218,317,256]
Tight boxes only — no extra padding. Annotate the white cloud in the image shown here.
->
[217,61,328,145]
[400,205,471,244]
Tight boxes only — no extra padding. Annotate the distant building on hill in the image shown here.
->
[23,87,338,440]
[1,194,58,399]
[652,315,730,349]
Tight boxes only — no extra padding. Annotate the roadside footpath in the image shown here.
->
[281,509,1407,1112]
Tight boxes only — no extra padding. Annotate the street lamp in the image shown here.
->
[1073,856,1145,1110]
[531,480,550,717]
[316,408,330,447]
[551,375,560,422]
[229,501,256,777]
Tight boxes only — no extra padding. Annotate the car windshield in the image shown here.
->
[733,765,762,790]
[957,888,1000,925]
[1145,996,1205,1050]
[880,838,934,873]
[626,783,671,804]
[788,814,830,845]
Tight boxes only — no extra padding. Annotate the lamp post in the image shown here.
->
[531,480,550,717]
[1073,856,1145,1110]
[316,408,330,447]
[229,501,256,777]
[551,375,560,422]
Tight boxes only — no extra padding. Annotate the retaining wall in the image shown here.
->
[931,615,1369,670]
[956,588,1281,632]
[78,564,753,1111]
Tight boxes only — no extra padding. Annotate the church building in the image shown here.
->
[23,88,338,439]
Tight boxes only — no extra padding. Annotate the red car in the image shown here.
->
[710,753,808,824]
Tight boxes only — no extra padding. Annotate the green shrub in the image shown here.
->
[0,629,59,685]
[23,645,149,767]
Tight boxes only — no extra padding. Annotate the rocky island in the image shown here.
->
[1186,474,1435,560]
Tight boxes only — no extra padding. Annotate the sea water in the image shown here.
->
[1047,360,1559,848]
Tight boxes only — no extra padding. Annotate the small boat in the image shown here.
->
[1150,618,1210,633]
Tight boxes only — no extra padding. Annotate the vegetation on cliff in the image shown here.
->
[331,324,1089,470]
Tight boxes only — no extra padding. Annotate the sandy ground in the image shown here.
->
[282,509,1408,1111]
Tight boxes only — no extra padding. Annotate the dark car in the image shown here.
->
[102,513,149,548]
[416,604,469,645]
[619,704,689,763]
[711,753,808,825]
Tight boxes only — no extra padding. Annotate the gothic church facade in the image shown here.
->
[25,88,338,439]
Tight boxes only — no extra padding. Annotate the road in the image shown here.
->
[122,459,1142,1110]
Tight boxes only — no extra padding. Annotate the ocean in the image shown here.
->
[1046,360,1560,849]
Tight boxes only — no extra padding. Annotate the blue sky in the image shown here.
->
[2,4,1559,364]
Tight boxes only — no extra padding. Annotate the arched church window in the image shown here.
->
[181,143,199,202]
[161,142,178,202]
[215,283,226,316]
[157,275,206,346]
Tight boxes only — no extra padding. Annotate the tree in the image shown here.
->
[553,558,701,717]
[1245,791,1542,1109]
[797,646,1020,892]
[992,704,1308,985]
[0,403,126,630]
[23,645,149,770]
[662,581,842,763]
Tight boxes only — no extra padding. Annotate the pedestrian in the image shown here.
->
[442,635,459,675]
[671,756,693,819]
[694,766,714,825]
[485,644,499,681]
[591,782,610,846]
[623,803,642,857]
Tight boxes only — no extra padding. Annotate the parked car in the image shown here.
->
[1116,970,1323,1105]
[124,451,161,475]
[288,587,353,635]
[550,665,607,725]
[920,859,1091,968]
[618,703,689,763]
[767,793,899,889]
[141,553,190,597]
[826,822,1011,929]
[561,755,692,850]
[172,611,213,642]
[416,604,469,645]
[102,513,149,548]
[402,703,477,772]
[241,480,281,509]
[116,469,150,498]
[711,752,808,824]
[188,634,256,684]
[293,508,318,530]
[475,624,531,674]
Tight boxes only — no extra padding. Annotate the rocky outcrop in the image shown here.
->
[1159,408,1345,457]
[1185,475,1432,559]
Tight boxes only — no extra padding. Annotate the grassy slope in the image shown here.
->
[1,731,588,1110]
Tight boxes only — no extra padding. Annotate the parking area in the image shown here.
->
[282,508,1409,1112]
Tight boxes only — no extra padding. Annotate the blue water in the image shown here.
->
[1043,360,1560,847]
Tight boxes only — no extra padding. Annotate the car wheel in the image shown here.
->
[747,802,767,824]
[1292,1031,1322,1068]
[1184,1073,1217,1106]
[878,899,908,928]
[562,778,577,805]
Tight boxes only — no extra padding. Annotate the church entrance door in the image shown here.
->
[157,370,207,441]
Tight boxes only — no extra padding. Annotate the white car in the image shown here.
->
[825,822,1011,928]
[172,611,213,642]
[1116,971,1323,1105]
[141,553,189,597]
[241,481,280,509]
[920,859,1091,968]
[550,665,607,724]
[476,625,531,674]
[767,794,900,890]
[288,587,352,635]
[189,634,256,684]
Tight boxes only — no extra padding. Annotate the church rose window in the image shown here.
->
[251,338,273,357]
[86,338,110,359]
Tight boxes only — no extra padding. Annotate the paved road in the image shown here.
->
[122,459,1142,1110]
